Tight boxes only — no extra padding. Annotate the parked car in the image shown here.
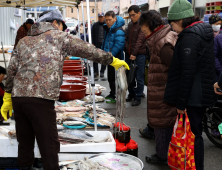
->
[66,22,76,32]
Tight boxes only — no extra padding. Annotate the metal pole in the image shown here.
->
[95,0,97,22]
[86,0,92,44]
[82,0,92,102]
[63,6,66,18]
[1,42,7,68]
[77,6,81,39]
[77,6,84,76]
[81,1,86,42]
[34,7,37,20]
[86,0,97,131]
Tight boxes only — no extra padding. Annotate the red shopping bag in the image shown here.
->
[168,112,196,170]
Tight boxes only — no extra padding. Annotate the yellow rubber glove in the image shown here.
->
[110,57,130,71]
[1,92,13,121]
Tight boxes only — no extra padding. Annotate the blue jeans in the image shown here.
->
[125,53,146,101]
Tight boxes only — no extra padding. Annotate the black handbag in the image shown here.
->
[126,61,137,88]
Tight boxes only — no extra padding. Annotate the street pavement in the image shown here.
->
[94,64,222,170]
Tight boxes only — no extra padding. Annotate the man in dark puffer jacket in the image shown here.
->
[165,0,217,170]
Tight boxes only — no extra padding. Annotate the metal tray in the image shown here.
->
[89,153,144,170]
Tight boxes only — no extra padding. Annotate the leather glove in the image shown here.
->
[110,57,130,71]
[1,92,13,121]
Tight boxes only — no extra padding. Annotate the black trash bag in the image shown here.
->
[126,61,137,88]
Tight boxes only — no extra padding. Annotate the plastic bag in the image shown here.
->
[126,61,137,88]
[144,59,149,86]
[168,112,196,170]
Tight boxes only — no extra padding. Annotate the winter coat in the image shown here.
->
[102,16,125,59]
[124,21,146,56]
[147,24,178,128]
[164,22,217,110]
[214,34,222,79]
[80,25,84,34]
[14,23,28,49]
[92,21,105,48]
[5,22,113,101]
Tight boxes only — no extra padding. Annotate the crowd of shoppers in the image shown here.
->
[3,0,222,169]
[89,3,221,169]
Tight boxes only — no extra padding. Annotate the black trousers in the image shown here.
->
[186,106,206,170]
[107,65,116,97]
[93,62,106,74]
[154,127,173,160]
[12,97,60,170]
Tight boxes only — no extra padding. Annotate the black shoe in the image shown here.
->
[146,154,167,165]
[142,93,145,98]
[139,127,155,139]
[100,72,104,78]
[126,94,135,102]
[132,99,141,106]
[94,72,99,78]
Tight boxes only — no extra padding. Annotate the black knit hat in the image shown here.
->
[209,14,222,24]
[26,19,34,25]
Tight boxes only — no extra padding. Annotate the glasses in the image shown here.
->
[129,14,137,18]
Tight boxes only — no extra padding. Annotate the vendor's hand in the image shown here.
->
[110,57,130,71]
[177,109,185,114]
[1,92,13,121]
[130,55,136,60]
[214,82,222,95]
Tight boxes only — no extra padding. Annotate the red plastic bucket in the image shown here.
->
[63,80,87,85]
[63,66,84,70]
[59,85,86,100]
[64,60,81,66]
[63,76,88,82]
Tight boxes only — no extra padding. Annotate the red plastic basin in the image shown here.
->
[63,66,84,70]
[63,69,83,76]
[63,80,87,85]
[64,63,82,66]
[59,85,86,101]
[63,76,88,82]
[64,60,81,64]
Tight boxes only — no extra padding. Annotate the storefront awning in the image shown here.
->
[0,0,79,8]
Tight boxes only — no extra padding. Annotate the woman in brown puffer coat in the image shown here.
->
[139,10,178,164]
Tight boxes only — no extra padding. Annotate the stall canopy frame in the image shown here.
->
[0,0,79,8]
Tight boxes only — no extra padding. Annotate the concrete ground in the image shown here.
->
[93,64,222,170]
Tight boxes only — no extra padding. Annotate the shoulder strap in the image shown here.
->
[112,27,123,34]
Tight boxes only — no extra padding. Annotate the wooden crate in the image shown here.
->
[211,6,222,10]
[206,3,211,7]
[211,10,222,14]
[211,2,222,6]
[206,7,211,11]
